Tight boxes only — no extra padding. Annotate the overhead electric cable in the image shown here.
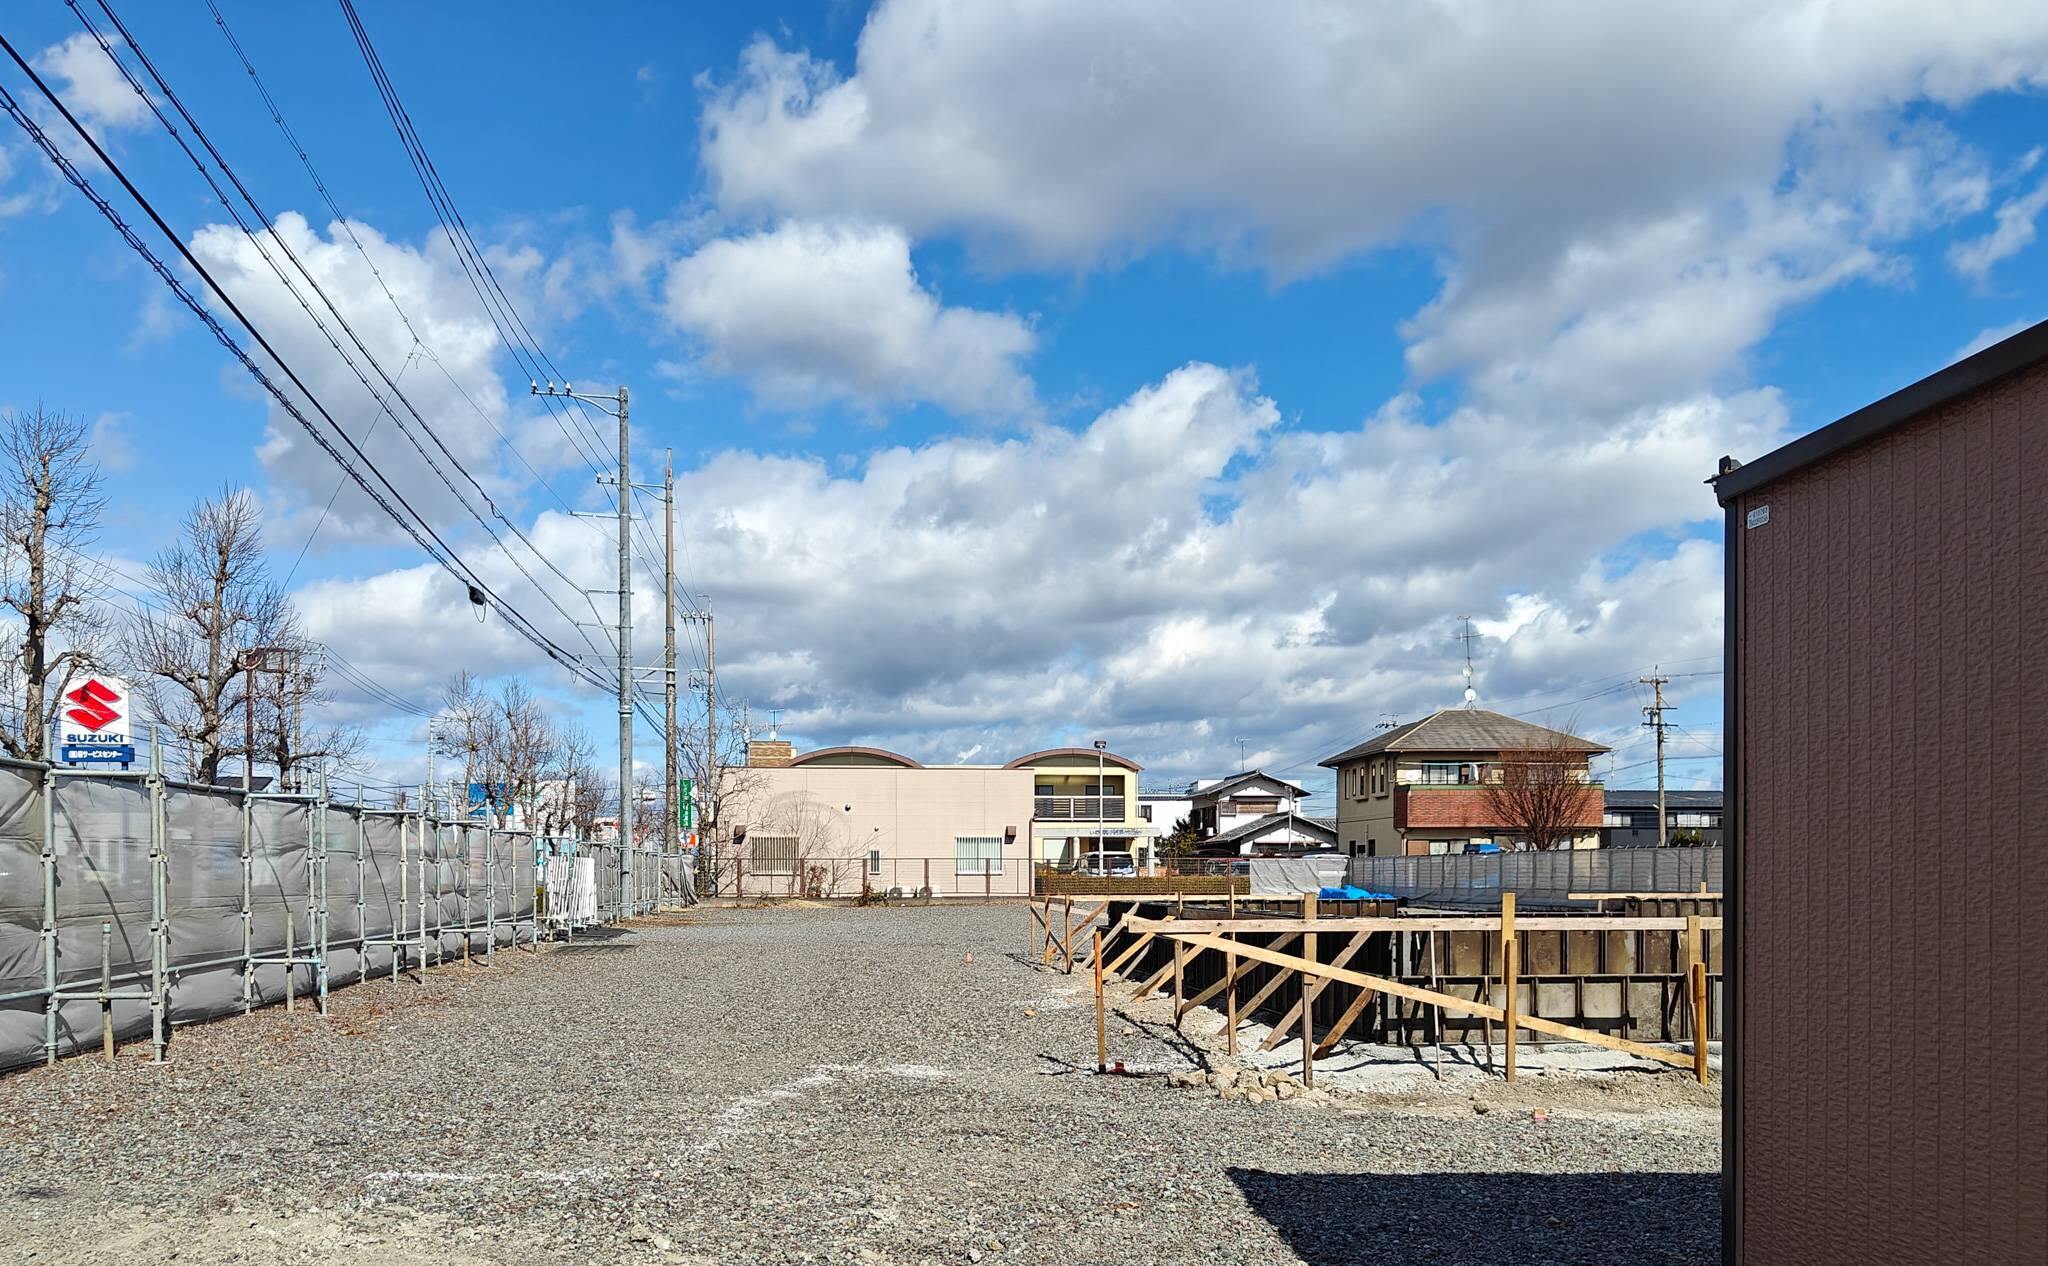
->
[0,37,611,695]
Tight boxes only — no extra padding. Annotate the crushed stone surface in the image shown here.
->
[0,904,1719,1264]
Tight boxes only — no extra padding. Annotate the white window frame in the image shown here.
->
[867,848,883,875]
[955,835,1004,875]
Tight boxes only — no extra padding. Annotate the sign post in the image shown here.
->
[57,676,134,767]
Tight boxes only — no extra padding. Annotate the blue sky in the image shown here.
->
[3,1,2046,808]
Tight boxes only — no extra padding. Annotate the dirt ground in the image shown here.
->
[0,904,1719,1265]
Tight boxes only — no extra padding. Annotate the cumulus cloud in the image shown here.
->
[699,0,2048,275]
[184,211,588,543]
[35,33,153,133]
[299,361,1768,787]
[662,220,1037,416]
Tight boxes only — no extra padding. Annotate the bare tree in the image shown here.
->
[253,646,363,792]
[1480,726,1602,851]
[534,722,605,838]
[0,405,112,760]
[124,486,293,783]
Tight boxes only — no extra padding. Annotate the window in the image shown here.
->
[1139,804,1153,822]
[1366,837,1376,855]
[1035,784,1054,797]
[750,834,797,876]
[955,835,1003,875]
[1603,811,1628,828]
[1420,762,1463,785]
[1674,812,1719,829]
[867,849,882,875]
[1369,761,1387,797]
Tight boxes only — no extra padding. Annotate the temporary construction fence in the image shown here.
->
[0,746,693,1074]
[1346,846,1722,908]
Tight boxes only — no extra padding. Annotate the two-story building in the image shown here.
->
[1321,709,1609,856]
[1600,789,1723,848]
[714,742,1156,897]
[1138,769,1332,853]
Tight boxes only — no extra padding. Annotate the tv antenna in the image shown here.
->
[1455,616,1480,707]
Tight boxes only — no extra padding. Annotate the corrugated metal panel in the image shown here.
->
[1731,358,2048,1262]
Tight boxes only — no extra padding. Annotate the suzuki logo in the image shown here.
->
[64,680,121,732]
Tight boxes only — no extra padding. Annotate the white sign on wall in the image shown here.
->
[57,676,131,748]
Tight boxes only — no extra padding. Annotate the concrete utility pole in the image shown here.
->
[615,385,633,917]
[663,451,677,883]
[681,601,714,886]
[1641,670,1671,848]
[532,380,636,917]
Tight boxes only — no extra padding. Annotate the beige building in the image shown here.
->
[714,743,1155,897]
[1009,747,1156,868]
[1321,709,1608,857]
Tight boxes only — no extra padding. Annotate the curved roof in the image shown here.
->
[786,746,926,769]
[1004,747,1141,772]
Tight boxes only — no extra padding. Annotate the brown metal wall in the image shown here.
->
[1731,361,2048,1261]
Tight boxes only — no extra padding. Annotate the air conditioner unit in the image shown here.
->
[885,886,909,900]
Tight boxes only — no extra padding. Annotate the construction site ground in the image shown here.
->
[0,903,1720,1265]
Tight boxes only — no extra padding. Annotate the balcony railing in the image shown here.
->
[1034,796,1126,821]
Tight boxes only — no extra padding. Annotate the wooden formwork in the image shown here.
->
[1043,892,1717,1086]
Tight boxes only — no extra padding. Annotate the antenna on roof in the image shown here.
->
[768,708,784,741]
[1375,713,1400,730]
[1455,616,1480,708]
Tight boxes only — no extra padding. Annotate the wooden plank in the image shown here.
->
[1225,934,1239,1056]
[1225,932,1305,1025]
[1502,892,1518,1083]
[1103,928,1159,978]
[1691,960,1710,1085]
[1301,893,1317,1088]
[1127,915,1725,935]
[1259,932,1369,1051]
[1060,900,1111,973]
[1167,932,1697,1070]
[1131,951,1180,1002]
[1312,980,1377,1058]
[1172,937,1185,1027]
[1094,930,1107,1073]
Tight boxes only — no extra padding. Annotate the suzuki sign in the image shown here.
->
[58,676,130,748]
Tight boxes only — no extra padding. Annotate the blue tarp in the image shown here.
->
[1319,884,1396,901]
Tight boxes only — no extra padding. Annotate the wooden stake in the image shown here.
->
[1691,960,1710,1085]
[1225,934,1238,1055]
[1094,930,1107,1073]
[1172,936,1185,1029]
[1301,892,1318,1088]
[1501,891,1517,1082]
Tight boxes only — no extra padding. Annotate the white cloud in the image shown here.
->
[184,211,587,541]
[699,0,2048,275]
[35,33,153,133]
[299,361,1770,787]
[1948,179,2048,280]
[1952,315,2041,362]
[662,219,1037,416]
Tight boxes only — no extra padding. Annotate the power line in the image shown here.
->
[74,0,623,681]
[0,36,610,696]
[203,0,607,530]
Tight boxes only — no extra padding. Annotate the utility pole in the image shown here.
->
[681,600,714,888]
[533,380,635,918]
[1641,670,1671,848]
[615,384,633,917]
[663,451,677,890]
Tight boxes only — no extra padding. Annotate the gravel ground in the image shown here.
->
[0,904,1719,1265]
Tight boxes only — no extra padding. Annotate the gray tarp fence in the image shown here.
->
[1346,846,1723,908]
[0,756,564,1073]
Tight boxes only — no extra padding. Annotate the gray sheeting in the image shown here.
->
[0,762,542,1072]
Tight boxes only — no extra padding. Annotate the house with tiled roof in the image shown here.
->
[1319,709,1608,857]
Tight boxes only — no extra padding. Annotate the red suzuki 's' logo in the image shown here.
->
[64,680,121,732]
